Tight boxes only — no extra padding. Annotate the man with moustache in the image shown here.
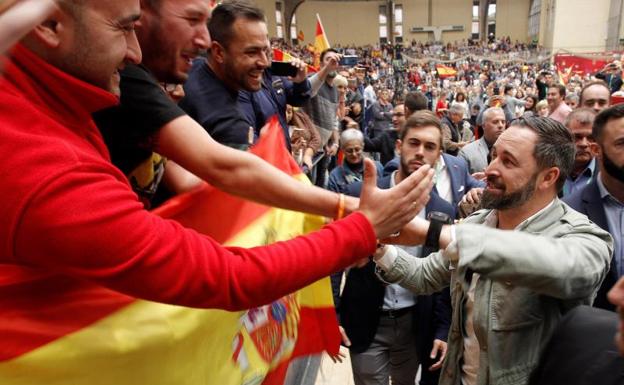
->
[180,0,311,150]
[338,111,455,385]
[561,108,597,197]
[565,104,624,311]
[374,116,612,385]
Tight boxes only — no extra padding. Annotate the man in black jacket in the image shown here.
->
[334,111,455,385]
[364,103,404,166]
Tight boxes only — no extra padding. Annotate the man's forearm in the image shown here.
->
[157,115,350,218]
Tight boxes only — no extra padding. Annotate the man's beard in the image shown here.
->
[603,150,624,183]
[481,173,538,210]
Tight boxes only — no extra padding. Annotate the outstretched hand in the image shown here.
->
[359,159,434,239]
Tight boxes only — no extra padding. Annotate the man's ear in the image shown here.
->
[590,141,602,159]
[538,166,560,191]
[210,41,226,64]
[30,9,66,48]
[394,138,401,152]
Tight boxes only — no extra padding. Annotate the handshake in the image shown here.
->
[355,159,436,244]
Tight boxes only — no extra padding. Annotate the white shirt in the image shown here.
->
[435,155,453,205]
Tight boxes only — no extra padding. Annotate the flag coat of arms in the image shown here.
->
[0,117,340,385]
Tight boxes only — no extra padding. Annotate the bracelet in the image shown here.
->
[335,193,346,220]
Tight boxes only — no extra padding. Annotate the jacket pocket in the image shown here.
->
[491,283,543,331]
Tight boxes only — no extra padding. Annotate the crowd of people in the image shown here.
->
[1,1,624,385]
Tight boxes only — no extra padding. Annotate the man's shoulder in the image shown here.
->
[458,139,481,156]
[563,179,600,212]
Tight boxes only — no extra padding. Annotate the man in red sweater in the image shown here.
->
[0,0,432,312]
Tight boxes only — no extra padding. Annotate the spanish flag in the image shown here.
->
[272,48,317,74]
[313,14,330,69]
[435,64,457,79]
[0,118,340,385]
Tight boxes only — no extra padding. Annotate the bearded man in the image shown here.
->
[372,116,613,385]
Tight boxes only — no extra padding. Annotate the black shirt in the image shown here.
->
[93,64,185,175]
[179,59,252,150]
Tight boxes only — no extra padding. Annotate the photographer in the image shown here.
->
[595,61,623,94]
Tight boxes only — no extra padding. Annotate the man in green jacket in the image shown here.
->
[375,116,613,385]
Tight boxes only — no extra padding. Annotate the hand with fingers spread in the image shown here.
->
[358,159,434,239]
[329,326,351,363]
[428,339,448,371]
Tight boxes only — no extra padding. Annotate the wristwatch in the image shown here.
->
[424,211,452,250]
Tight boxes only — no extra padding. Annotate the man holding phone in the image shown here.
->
[180,1,310,150]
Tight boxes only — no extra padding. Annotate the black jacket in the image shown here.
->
[331,174,455,384]
[564,179,618,311]
[530,306,624,385]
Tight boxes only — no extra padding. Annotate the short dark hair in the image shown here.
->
[579,80,611,104]
[400,110,443,148]
[320,48,338,63]
[549,84,567,98]
[208,0,265,48]
[404,91,428,115]
[509,116,575,192]
[593,103,624,142]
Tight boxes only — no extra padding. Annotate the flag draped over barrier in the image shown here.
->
[0,117,340,385]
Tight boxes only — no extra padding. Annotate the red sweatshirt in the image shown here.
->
[0,45,376,311]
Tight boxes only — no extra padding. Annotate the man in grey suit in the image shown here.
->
[458,107,506,175]
[374,116,612,385]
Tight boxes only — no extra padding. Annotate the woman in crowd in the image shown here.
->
[536,99,550,117]
[452,91,469,119]
[328,129,382,194]
[522,94,539,117]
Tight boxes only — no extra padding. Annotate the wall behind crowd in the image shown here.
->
[256,0,532,47]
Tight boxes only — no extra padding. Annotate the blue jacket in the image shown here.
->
[384,153,485,211]
[327,160,383,194]
[564,179,618,311]
[238,69,311,150]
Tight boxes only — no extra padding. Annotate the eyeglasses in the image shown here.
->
[344,147,363,154]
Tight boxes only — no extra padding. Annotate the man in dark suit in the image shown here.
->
[565,104,624,311]
[529,306,624,385]
[332,111,455,385]
[384,153,484,216]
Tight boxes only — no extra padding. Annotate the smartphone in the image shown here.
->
[339,55,359,67]
[271,61,298,77]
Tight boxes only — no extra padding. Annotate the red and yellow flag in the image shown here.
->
[297,30,305,42]
[0,117,339,385]
[435,64,457,79]
[313,14,330,69]
[272,48,317,74]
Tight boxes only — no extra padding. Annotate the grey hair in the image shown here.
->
[340,128,364,146]
[483,107,505,123]
[565,93,579,103]
[509,117,575,192]
[449,103,465,115]
[564,107,596,128]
